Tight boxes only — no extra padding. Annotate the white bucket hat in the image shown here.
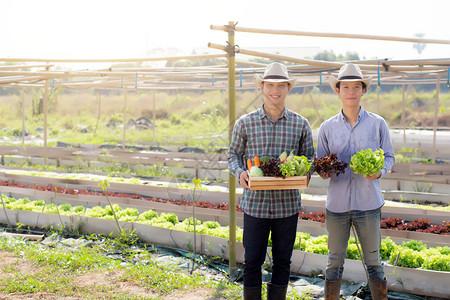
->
[329,63,371,91]
[256,62,296,86]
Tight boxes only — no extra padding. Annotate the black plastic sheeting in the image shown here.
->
[152,246,435,300]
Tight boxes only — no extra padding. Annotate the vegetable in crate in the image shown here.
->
[260,156,282,177]
[279,152,311,177]
[248,155,264,177]
[313,154,348,177]
[350,148,384,176]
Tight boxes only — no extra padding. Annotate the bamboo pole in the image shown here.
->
[43,72,49,164]
[356,58,450,66]
[208,43,448,72]
[21,88,26,147]
[0,76,48,84]
[209,42,341,68]
[122,83,128,150]
[433,75,440,163]
[0,64,53,70]
[227,21,237,277]
[210,25,450,45]
[402,85,407,144]
[0,53,226,63]
[94,91,101,136]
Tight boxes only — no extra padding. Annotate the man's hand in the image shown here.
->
[239,171,249,188]
[366,172,381,180]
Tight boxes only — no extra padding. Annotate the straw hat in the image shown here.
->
[329,63,371,91]
[256,62,296,86]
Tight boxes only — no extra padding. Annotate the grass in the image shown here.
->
[0,89,449,150]
[0,233,239,299]
[0,230,317,300]
[3,156,184,180]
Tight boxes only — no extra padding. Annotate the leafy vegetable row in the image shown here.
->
[1,194,449,272]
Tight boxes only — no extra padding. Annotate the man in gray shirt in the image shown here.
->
[317,63,394,300]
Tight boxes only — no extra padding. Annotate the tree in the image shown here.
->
[314,50,337,61]
[313,50,360,61]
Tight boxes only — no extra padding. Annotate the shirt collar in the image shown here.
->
[259,105,289,120]
[339,106,366,122]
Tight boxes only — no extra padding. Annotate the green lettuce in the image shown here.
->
[279,155,311,177]
[350,148,384,176]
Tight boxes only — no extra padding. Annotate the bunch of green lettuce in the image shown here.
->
[350,148,384,176]
[279,155,311,177]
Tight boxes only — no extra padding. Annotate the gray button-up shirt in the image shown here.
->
[317,107,395,213]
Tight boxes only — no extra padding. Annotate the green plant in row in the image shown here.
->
[1,194,449,272]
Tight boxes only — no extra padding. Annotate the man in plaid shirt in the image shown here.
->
[229,62,314,300]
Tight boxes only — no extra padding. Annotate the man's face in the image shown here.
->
[261,81,290,106]
[336,81,365,108]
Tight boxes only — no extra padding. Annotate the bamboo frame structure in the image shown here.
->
[208,22,450,276]
[0,22,449,279]
[210,25,450,45]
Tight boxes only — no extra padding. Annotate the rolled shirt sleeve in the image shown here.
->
[299,120,315,160]
[228,118,246,179]
[379,119,395,177]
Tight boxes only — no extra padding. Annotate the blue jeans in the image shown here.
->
[325,208,384,281]
[243,213,298,287]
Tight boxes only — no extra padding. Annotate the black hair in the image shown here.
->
[336,81,367,90]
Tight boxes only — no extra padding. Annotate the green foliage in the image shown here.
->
[422,250,450,271]
[389,247,424,268]
[402,240,427,252]
[350,148,385,176]
[98,179,110,191]
[346,244,361,260]
[394,153,412,163]
[138,210,158,222]
[304,243,328,255]
[279,155,312,177]
[380,237,397,260]
[3,194,450,272]
[313,50,360,61]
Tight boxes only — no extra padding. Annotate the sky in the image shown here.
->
[2,0,450,61]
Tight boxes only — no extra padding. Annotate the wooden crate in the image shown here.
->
[248,176,309,191]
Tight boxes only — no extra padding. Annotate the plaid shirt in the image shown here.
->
[228,106,314,218]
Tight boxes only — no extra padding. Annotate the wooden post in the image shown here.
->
[122,84,128,150]
[21,88,26,147]
[43,68,49,164]
[94,91,101,136]
[433,76,440,163]
[227,21,237,276]
[402,85,407,144]
[152,92,156,143]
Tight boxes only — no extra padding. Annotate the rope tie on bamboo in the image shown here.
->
[135,73,138,89]
[211,74,215,87]
[319,72,322,86]
[225,42,240,57]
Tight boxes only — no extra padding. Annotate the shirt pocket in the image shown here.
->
[328,131,348,155]
[247,125,269,156]
[357,128,380,150]
[279,131,301,154]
